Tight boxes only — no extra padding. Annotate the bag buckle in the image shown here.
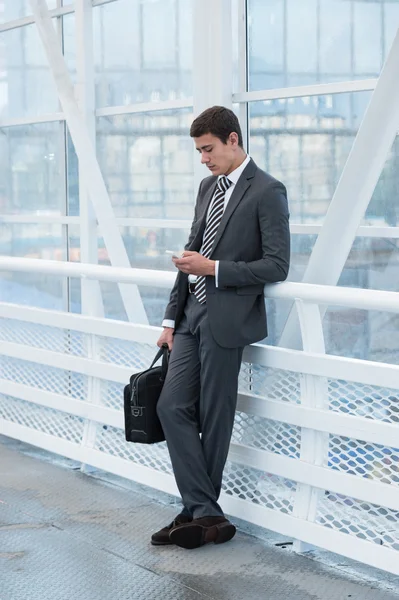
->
[132,407,143,418]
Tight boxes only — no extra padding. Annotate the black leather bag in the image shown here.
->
[123,343,170,444]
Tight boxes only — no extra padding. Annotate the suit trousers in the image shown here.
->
[157,292,244,519]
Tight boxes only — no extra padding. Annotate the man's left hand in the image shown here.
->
[172,251,215,276]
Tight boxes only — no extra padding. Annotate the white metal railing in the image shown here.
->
[0,256,399,576]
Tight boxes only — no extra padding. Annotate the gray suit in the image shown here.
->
[157,158,290,518]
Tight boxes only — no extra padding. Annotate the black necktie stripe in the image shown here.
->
[194,176,231,304]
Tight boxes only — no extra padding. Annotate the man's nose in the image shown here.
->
[201,154,210,164]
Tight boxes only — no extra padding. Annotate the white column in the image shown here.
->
[280,28,399,348]
[74,0,103,473]
[192,0,233,186]
[29,0,148,324]
[75,0,103,319]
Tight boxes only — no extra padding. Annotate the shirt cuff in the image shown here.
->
[162,319,175,329]
[215,260,219,287]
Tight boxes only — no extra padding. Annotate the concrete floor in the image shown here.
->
[1,435,399,600]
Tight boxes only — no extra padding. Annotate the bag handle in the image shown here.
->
[150,343,170,382]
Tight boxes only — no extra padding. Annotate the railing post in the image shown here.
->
[292,300,329,553]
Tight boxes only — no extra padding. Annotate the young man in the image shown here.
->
[152,106,290,550]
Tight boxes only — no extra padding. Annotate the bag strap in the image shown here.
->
[150,343,170,381]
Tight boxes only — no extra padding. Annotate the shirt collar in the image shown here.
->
[219,155,251,186]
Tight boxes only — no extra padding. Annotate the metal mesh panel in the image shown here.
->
[317,491,399,550]
[98,337,156,369]
[239,363,301,403]
[95,424,173,474]
[100,381,125,410]
[232,411,301,458]
[329,379,399,423]
[328,435,399,484]
[223,461,296,514]
[0,394,85,443]
[0,356,88,400]
[0,317,85,357]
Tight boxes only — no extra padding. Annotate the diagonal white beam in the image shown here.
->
[29,0,148,324]
[280,28,399,348]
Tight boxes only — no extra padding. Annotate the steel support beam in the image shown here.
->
[29,0,148,324]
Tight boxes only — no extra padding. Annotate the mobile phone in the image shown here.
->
[165,250,184,259]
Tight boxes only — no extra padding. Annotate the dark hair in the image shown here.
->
[190,106,243,148]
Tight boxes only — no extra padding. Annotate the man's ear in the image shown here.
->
[229,132,239,147]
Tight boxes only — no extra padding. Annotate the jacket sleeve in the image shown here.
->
[217,183,290,288]
[162,181,203,322]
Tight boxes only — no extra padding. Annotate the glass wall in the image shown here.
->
[247,0,399,90]
[246,0,399,361]
[1,0,399,360]
[0,0,194,324]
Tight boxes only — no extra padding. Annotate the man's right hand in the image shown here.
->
[157,327,174,351]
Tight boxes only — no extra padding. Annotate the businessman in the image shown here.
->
[152,106,290,550]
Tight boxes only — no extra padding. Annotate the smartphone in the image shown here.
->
[165,250,184,259]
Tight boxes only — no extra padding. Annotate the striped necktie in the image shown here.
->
[194,175,232,304]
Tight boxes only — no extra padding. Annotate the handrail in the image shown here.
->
[1,255,399,313]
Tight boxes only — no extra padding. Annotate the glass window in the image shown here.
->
[286,0,318,79]
[365,136,399,227]
[353,2,382,74]
[319,0,351,76]
[385,4,399,60]
[0,25,59,119]
[248,91,372,223]
[93,0,193,107]
[0,122,66,215]
[0,223,67,310]
[96,110,194,219]
[247,0,399,91]
[62,13,76,81]
[247,0,284,90]
[0,0,57,23]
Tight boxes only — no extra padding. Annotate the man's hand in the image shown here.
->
[172,251,215,276]
[157,327,174,351]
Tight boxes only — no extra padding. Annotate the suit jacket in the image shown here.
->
[163,158,290,348]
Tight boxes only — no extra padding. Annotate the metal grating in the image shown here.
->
[0,317,86,357]
[95,424,173,474]
[100,380,125,410]
[329,379,399,423]
[328,435,399,484]
[98,337,156,369]
[239,363,301,403]
[232,411,301,458]
[0,356,88,400]
[223,461,296,514]
[0,394,85,443]
[317,491,399,551]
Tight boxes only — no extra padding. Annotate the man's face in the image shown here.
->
[194,133,238,176]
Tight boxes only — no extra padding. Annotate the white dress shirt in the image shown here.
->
[162,155,251,329]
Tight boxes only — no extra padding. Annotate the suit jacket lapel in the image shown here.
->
[210,159,256,256]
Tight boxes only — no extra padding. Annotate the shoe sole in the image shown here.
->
[169,522,236,550]
[151,539,174,546]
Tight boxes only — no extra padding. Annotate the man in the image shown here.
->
[152,106,290,550]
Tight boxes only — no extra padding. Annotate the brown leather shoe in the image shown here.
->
[169,516,236,549]
[151,513,192,546]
